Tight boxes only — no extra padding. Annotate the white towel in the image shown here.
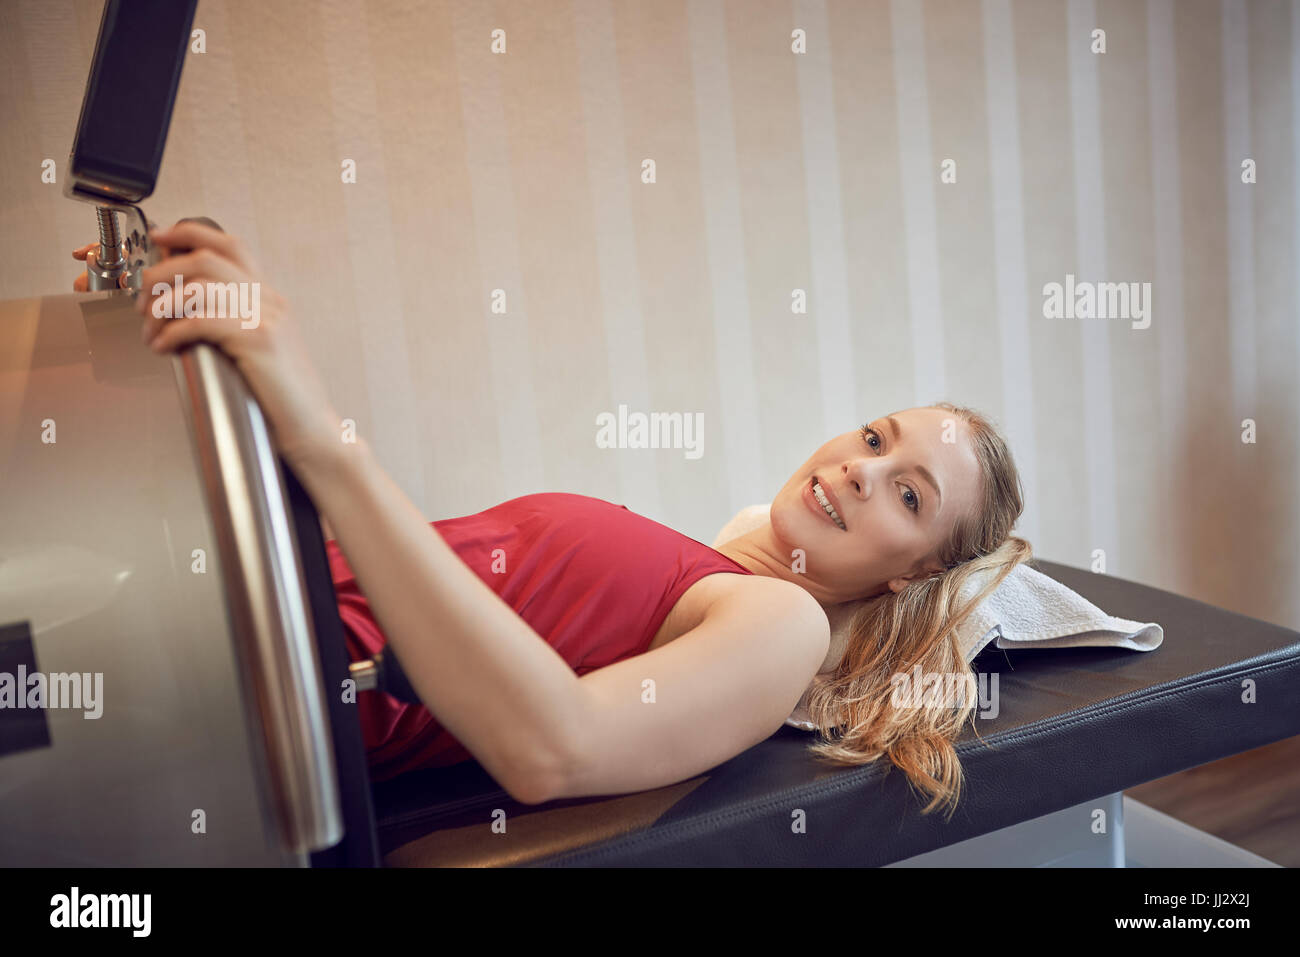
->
[710,504,1163,731]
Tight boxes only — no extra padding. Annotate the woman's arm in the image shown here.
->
[560,575,829,799]
[302,442,829,804]
[305,440,830,803]
[134,222,584,804]
[134,221,829,804]
[295,439,586,804]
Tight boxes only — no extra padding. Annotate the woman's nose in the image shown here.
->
[843,459,872,498]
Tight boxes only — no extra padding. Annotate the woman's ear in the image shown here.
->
[885,574,915,594]
[886,559,947,593]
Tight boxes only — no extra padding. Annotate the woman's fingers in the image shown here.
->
[133,245,258,346]
[146,312,247,354]
[120,225,341,472]
[72,246,99,292]
[135,245,248,293]
[72,243,98,291]
[150,221,258,274]
[73,218,244,294]
[134,246,247,317]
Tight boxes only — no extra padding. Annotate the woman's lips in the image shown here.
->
[804,475,846,530]
[815,475,846,524]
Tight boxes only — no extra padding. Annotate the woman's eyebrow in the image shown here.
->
[885,415,943,510]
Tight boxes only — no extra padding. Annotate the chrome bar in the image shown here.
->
[172,341,343,854]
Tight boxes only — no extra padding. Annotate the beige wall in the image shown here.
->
[3,0,1297,630]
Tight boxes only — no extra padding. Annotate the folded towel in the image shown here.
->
[711,504,1163,731]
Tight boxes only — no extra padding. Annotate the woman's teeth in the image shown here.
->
[813,480,847,530]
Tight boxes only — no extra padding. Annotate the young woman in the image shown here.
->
[90,221,1030,818]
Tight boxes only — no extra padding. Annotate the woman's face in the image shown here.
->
[771,407,982,602]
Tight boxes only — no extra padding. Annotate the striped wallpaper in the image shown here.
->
[2,0,1297,630]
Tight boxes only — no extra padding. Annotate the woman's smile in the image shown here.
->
[805,475,848,531]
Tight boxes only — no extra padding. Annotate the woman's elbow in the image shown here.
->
[497,680,595,804]
[503,748,573,805]
[498,720,585,806]
[507,768,562,806]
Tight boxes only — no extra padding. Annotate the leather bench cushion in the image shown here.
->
[371,559,1300,866]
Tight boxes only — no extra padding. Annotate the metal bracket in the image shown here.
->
[63,181,160,292]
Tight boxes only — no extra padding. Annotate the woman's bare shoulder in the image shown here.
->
[653,571,828,658]
[704,574,830,647]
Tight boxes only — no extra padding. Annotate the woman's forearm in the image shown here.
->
[128,225,578,800]
[292,440,585,802]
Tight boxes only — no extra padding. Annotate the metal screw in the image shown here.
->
[95,206,125,269]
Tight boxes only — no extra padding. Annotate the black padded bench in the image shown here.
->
[346,558,1300,867]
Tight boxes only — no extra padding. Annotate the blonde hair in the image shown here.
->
[802,401,1032,819]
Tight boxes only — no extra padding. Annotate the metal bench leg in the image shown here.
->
[886,792,1126,867]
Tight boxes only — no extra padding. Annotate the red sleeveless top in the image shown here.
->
[325,493,753,782]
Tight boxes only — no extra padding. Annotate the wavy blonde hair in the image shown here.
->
[802,401,1032,819]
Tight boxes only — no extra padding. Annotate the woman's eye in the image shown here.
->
[862,425,919,513]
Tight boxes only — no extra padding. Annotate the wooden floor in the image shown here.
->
[1125,734,1300,867]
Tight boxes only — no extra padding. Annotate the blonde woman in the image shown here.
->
[107,221,1030,818]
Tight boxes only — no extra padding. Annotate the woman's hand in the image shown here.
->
[132,221,348,477]
[71,217,160,290]
[71,217,214,291]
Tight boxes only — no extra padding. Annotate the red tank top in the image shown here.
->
[325,493,753,782]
